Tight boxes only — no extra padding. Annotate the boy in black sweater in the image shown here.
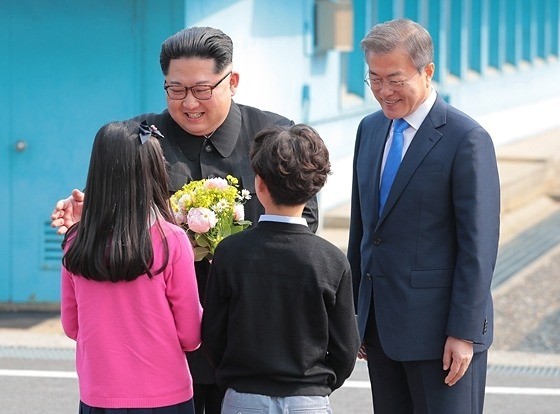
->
[202,124,360,413]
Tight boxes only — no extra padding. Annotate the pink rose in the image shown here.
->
[204,177,229,190]
[233,204,245,221]
[187,207,218,233]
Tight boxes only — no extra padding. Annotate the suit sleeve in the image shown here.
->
[347,120,365,310]
[201,246,230,367]
[446,126,500,343]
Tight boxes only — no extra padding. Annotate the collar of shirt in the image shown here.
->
[382,88,438,169]
[203,101,242,158]
[404,88,437,132]
[259,214,308,226]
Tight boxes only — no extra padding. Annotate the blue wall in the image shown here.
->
[1,0,559,305]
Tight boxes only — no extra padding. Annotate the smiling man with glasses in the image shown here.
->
[51,26,319,414]
[348,18,500,414]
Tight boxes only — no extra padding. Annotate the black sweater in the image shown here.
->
[202,221,360,397]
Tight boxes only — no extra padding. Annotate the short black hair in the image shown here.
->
[250,124,331,206]
[160,26,233,75]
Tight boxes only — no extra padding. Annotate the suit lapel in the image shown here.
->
[377,96,447,225]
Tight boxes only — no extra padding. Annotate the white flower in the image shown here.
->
[240,189,252,201]
[213,199,229,213]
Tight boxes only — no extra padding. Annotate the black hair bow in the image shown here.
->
[139,120,164,144]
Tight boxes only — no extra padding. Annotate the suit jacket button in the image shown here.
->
[366,273,372,280]
[373,237,381,245]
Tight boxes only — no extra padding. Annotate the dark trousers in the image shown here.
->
[364,316,487,414]
[79,399,195,414]
[192,383,225,414]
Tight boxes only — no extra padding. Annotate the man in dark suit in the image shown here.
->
[51,27,319,414]
[347,18,500,414]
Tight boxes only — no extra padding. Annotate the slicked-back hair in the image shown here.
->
[160,26,233,75]
[360,18,434,72]
[250,124,331,206]
[62,121,175,282]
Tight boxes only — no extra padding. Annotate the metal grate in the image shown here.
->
[41,221,64,271]
[492,210,560,289]
[488,364,560,377]
[0,346,74,361]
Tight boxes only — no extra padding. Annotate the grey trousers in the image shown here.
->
[221,388,333,414]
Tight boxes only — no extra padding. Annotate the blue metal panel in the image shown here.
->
[449,0,468,78]
[2,0,179,304]
[417,0,431,27]
[522,0,537,62]
[505,0,522,65]
[553,0,560,55]
[376,0,394,22]
[428,0,449,85]
[469,0,482,73]
[348,0,369,96]
[404,0,421,21]
[0,0,12,302]
[538,0,549,58]
[488,0,506,69]
[134,0,185,114]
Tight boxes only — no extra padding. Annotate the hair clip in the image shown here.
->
[139,120,164,144]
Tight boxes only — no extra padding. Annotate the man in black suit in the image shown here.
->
[51,27,319,414]
[348,18,500,413]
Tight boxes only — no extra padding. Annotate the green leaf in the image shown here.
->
[222,226,232,237]
[230,225,245,235]
[194,246,210,262]
[195,234,210,247]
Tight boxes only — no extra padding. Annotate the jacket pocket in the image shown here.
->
[410,268,454,288]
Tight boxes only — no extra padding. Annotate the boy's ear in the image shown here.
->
[255,175,266,194]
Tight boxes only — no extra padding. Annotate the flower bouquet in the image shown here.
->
[170,175,252,261]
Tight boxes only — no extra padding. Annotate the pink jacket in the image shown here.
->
[61,221,202,408]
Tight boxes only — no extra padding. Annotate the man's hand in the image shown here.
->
[357,343,368,361]
[50,189,84,235]
[443,336,473,386]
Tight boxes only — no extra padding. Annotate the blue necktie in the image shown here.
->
[379,118,409,214]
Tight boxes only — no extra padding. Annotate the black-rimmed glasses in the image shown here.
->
[164,71,232,100]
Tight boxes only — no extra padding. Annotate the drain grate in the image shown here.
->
[492,210,560,289]
[0,346,74,361]
[488,364,560,377]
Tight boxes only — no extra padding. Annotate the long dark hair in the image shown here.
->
[62,121,175,282]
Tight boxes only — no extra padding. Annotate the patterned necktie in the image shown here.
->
[379,118,409,214]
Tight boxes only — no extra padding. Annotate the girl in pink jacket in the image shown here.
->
[61,121,202,414]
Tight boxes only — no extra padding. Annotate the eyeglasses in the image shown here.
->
[164,71,232,100]
[364,71,420,92]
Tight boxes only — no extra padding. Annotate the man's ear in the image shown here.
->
[229,71,240,96]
